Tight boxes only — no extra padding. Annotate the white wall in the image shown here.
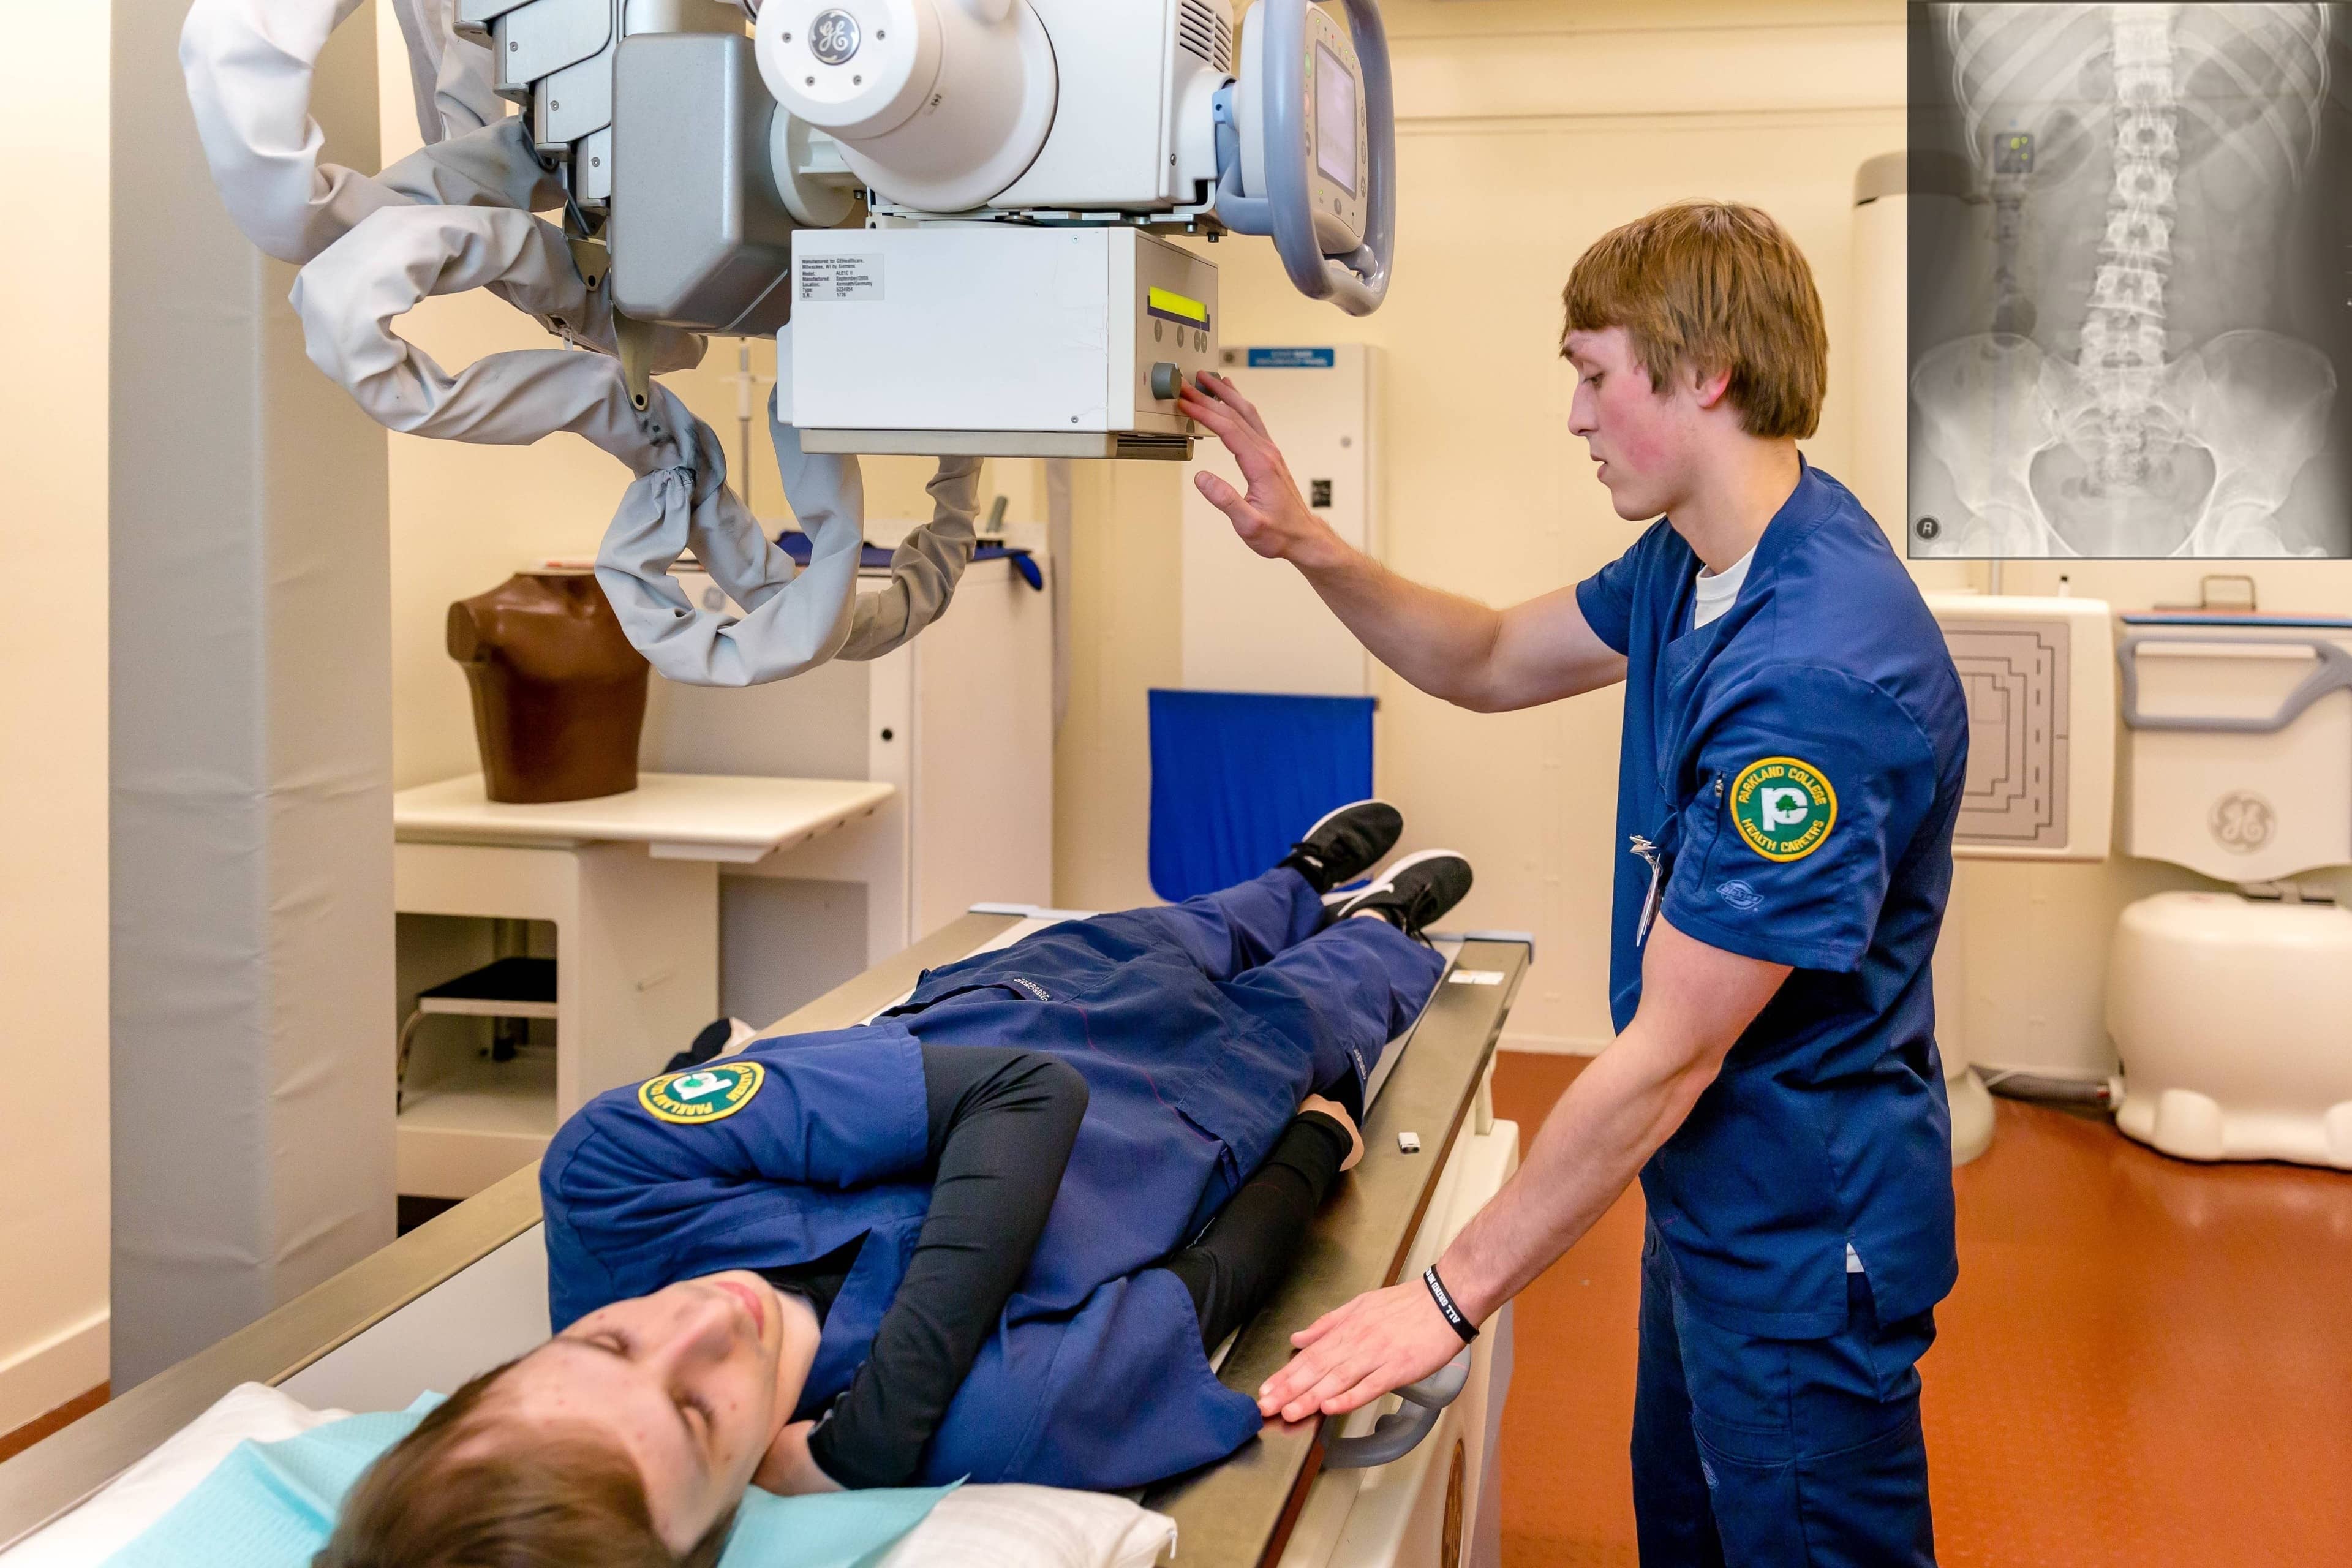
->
[0,11,112,1429]
[1052,460,1188,909]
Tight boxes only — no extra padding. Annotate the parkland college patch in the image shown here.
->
[1728,756,1838,862]
[639,1061,764,1125]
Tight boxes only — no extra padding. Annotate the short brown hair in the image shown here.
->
[313,1359,737,1568]
[1561,200,1828,439]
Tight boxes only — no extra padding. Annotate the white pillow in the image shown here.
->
[0,1385,1177,1568]
[880,1485,1176,1568]
[0,1383,349,1568]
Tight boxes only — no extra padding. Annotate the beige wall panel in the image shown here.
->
[0,2,111,1431]
[1052,461,1187,912]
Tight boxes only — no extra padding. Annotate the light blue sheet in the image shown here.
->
[104,1396,952,1567]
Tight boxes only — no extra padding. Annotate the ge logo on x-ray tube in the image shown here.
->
[810,9,861,65]
[2209,791,2275,854]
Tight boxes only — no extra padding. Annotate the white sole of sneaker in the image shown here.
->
[1335,847,1471,921]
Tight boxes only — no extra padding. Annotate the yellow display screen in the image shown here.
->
[1147,287,1211,329]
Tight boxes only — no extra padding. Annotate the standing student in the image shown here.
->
[1180,200,1967,1567]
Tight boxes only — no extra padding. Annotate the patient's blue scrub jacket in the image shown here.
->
[540,905,1439,1489]
[1576,462,1969,1338]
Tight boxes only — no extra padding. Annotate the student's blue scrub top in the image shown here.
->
[1575,461,1969,1338]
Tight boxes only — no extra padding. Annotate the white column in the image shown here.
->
[108,0,397,1384]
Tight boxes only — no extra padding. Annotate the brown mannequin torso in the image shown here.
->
[448,573,649,803]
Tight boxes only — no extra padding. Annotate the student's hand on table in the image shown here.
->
[753,1420,844,1497]
[1256,1281,1463,1421]
[1177,372,1350,570]
[1298,1093,1363,1171]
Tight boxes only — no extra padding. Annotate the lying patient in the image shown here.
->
[317,803,1473,1567]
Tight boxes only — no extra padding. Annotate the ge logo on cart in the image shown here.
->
[810,9,861,64]
[2209,791,2275,854]
[640,1061,766,1125]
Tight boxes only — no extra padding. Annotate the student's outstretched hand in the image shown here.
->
[1297,1093,1364,1171]
[1256,1281,1463,1422]
[1177,372,1351,571]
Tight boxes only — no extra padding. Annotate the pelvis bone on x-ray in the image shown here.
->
[1910,3,2352,557]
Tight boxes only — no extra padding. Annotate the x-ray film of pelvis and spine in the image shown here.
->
[1909,3,2352,557]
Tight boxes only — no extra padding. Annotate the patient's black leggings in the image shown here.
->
[780,1044,1349,1488]
[1158,1112,1354,1351]
[789,1044,1085,1489]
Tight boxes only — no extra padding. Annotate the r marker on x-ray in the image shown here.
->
[1909,3,2351,559]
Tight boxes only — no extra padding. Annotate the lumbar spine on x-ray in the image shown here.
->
[1914,3,2339,556]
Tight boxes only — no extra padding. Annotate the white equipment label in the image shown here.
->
[799,254,885,302]
[1449,969,1504,986]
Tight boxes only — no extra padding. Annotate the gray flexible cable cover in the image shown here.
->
[385,0,504,146]
[181,0,979,688]
[597,404,980,685]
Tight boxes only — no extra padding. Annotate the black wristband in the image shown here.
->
[1423,1264,1479,1344]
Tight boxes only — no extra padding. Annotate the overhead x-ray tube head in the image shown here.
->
[753,0,1059,213]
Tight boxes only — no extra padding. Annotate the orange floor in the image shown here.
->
[1487,1053,2352,1567]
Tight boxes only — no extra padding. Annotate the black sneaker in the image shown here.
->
[1330,850,1474,937]
[1278,799,1405,894]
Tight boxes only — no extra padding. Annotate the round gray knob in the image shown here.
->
[1151,361,1182,401]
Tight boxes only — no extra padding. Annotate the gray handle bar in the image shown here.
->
[1210,0,1396,315]
[1320,1347,1472,1470]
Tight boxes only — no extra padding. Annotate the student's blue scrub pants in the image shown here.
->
[1632,1223,1938,1567]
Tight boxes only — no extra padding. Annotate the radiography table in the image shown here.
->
[0,911,1530,1567]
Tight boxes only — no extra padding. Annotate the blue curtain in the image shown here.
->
[1148,690,1377,903]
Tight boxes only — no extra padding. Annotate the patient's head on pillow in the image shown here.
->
[317,1271,816,1566]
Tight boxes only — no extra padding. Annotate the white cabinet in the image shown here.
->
[1180,344,1381,697]
[391,774,898,1198]
[642,554,1056,1024]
